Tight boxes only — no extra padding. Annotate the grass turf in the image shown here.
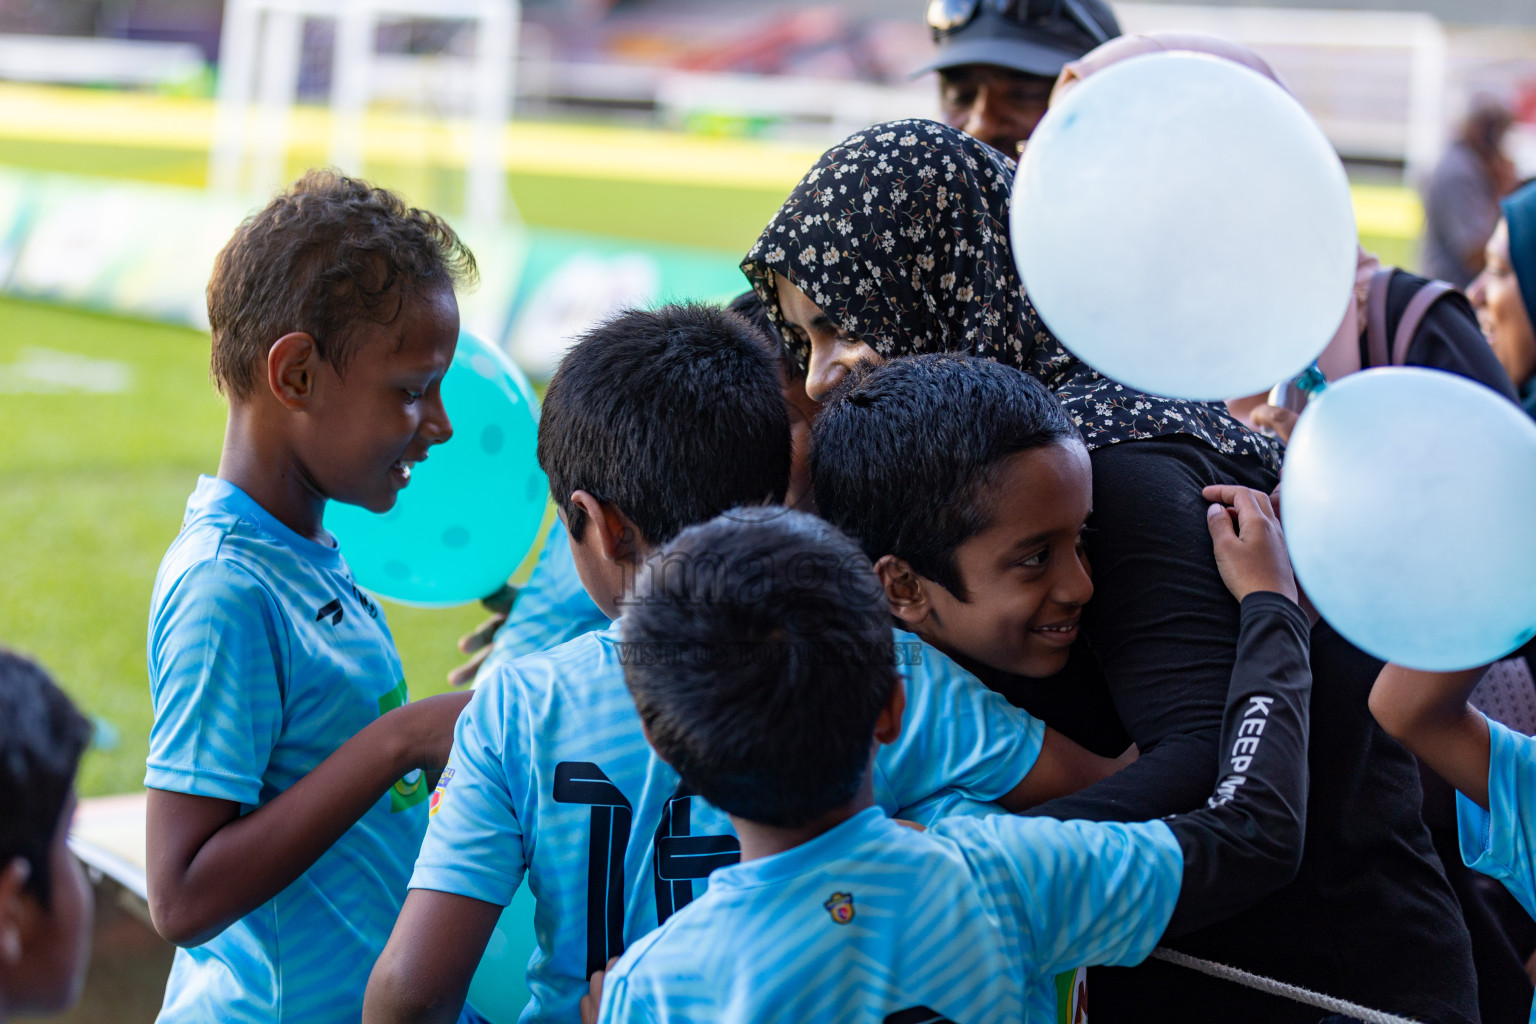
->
[0,296,491,796]
[0,137,792,255]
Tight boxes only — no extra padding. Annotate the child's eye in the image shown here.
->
[1016,549,1049,570]
[403,389,424,405]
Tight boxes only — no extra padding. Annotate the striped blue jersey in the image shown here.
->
[598,806,1183,1024]
[410,622,1044,1023]
[889,792,1068,1024]
[145,476,428,1024]
[478,521,609,679]
[1459,717,1536,1024]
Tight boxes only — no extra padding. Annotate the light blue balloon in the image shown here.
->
[328,331,547,607]
[1012,52,1358,401]
[466,888,539,1023]
[1282,367,1536,670]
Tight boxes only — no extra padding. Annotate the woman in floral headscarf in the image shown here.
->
[742,118,1275,463]
[744,117,1481,1024]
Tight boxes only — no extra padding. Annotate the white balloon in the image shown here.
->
[1282,368,1536,671]
[1012,52,1358,401]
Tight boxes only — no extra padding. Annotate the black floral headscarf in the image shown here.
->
[742,118,1280,468]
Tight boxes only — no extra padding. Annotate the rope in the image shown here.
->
[1149,947,1421,1024]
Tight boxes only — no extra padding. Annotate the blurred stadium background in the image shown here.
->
[1,1,1534,1018]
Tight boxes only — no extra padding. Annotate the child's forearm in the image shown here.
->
[148,693,467,946]
[1369,665,1491,808]
[998,729,1130,812]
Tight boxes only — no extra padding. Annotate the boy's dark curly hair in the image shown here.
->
[207,169,478,399]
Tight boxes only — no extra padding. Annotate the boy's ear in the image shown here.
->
[0,857,32,966]
[875,555,932,628]
[267,332,320,409]
[570,491,642,564]
[873,676,907,746]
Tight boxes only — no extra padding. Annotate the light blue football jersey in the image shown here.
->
[1459,717,1536,1023]
[891,791,1071,1024]
[145,476,428,1024]
[598,806,1183,1024]
[477,522,609,679]
[411,622,1044,1024]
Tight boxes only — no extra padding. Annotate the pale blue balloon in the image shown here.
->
[1282,367,1536,670]
[465,888,539,1023]
[1012,52,1358,401]
[328,331,547,607]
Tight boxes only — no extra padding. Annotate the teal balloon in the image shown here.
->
[1012,53,1357,401]
[328,331,547,607]
[466,888,539,1023]
[1282,368,1536,670]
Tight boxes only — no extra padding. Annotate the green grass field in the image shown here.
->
[0,137,791,255]
[0,296,493,796]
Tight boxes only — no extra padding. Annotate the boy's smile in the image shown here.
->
[898,440,1094,678]
[302,285,460,516]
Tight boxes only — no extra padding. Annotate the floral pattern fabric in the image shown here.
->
[741,118,1281,470]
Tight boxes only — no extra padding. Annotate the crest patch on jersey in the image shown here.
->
[429,768,454,816]
[824,891,855,925]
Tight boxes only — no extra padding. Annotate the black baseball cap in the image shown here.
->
[913,0,1122,79]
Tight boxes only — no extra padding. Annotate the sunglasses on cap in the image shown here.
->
[926,0,1112,47]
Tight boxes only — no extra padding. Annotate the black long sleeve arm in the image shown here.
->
[1025,437,1280,824]
[1164,591,1312,936]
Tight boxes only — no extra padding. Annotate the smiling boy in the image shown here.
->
[812,353,1096,681]
[143,171,474,1024]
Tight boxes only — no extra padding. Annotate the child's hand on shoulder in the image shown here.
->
[1202,485,1298,605]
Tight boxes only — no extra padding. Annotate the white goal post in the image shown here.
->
[209,0,519,223]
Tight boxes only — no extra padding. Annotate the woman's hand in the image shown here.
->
[1202,485,1298,604]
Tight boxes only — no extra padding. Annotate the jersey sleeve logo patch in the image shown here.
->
[824,891,855,925]
[429,768,454,816]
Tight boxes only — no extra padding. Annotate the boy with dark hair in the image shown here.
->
[365,304,1121,1024]
[144,170,474,1024]
[597,503,1310,1022]
[452,292,810,689]
[812,353,1092,682]
[0,649,93,1022]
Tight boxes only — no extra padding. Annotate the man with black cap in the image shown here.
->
[916,0,1119,158]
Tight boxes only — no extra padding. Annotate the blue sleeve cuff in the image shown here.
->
[1457,716,1516,880]
[145,760,263,805]
[407,861,519,908]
